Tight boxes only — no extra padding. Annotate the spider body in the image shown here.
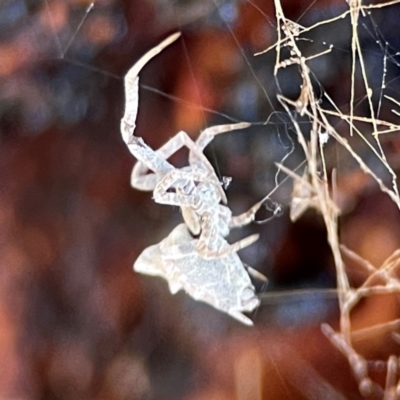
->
[135,223,260,326]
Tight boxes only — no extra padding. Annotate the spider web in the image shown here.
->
[3,0,400,397]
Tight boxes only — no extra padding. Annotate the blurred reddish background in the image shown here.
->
[0,0,400,398]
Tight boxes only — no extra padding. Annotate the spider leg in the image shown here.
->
[228,310,254,326]
[244,265,268,282]
[197,232,260,260]
[181,204,201,235]
[189,122,251,165]
[127,136,174,189]
[215,233,259,256]
[156,131,210,163]
[120,33,180,190]
[120,32,181,143]
[229,196,280,228]
[130,170,160,191]
[230,203,262,228]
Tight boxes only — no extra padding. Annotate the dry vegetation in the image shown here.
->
[268,0,400,397]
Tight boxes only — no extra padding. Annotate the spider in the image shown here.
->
[121,33,267,324]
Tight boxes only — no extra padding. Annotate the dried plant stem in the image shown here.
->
[270,0,400,396]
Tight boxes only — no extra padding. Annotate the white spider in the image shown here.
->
[121,33,266,325]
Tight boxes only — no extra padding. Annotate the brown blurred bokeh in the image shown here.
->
[0,0,400,399]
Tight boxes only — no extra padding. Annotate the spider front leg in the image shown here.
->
[189,122,251,165]
[121,32,181,144]
[121,33,181,190]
